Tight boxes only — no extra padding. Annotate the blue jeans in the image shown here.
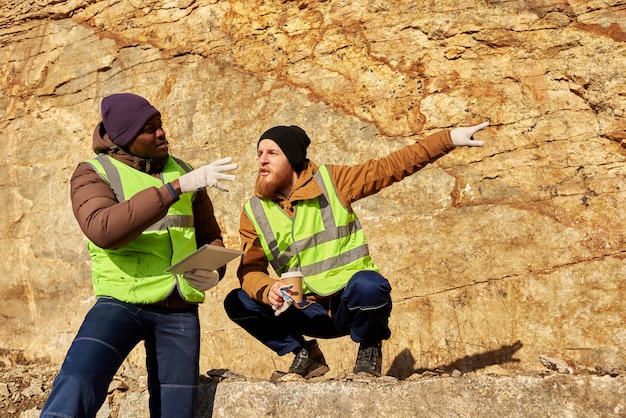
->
[224,270,392,355]
[41,297,200,418]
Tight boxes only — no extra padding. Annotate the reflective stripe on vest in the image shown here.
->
[92,155,194,231]
[84,155,204,304]
[245,165,378,296]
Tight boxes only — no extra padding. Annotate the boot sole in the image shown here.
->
[353,366,382,377]
[304,363,330,379]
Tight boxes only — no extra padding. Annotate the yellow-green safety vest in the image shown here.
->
[244,165,379,296]
[84,154,203,304]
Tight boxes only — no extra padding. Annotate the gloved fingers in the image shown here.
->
[463,122,488,146]
[216,173,237,181]
[179,158,238,193]
[197,164,237,176]
[214,163,238,173]
[183,269,219,291]
[186,278,218,291]
[208,157,238,173]
[190,268,217,278]
[468,121,490,135]
[183,275,204,289]
[208,174,237,192]
[213,182,228,192]
[183,271,199,280]
[465,138,484,147]
[184,277,202,287]
[451,122,489,147]
[273,299,293,316]
[187,269,218,280]
[209,156,233,166]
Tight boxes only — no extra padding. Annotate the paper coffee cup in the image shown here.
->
[280,271,304,303]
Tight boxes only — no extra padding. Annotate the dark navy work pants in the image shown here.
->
[224,270,392,355]
[41,297,200,418]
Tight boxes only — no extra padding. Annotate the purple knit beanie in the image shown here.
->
[101,93,160,147]
[258,125,311,171]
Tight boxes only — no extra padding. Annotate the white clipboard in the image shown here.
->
[166,244,243,274]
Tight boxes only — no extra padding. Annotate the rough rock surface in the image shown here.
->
[1,351,625,417]
[0,0,625,415]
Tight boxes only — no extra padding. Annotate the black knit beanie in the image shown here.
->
[258,125,311,171]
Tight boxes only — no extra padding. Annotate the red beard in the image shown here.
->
[255,166,293,199]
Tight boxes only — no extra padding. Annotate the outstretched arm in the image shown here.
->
[328,122,489,206]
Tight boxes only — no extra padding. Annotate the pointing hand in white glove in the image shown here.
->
[450,122,489,147]
[179,157,237,193]
[183,269,219,291]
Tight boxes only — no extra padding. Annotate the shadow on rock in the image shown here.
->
[387,340,524,380]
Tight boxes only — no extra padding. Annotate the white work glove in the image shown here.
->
[273,299,293,316]
[450,122,489,147]
[183,269,219,291]
[178,157,237,193]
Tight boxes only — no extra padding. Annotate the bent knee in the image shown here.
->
[343,271,392,309]
[223,289,249,318]
[347,271,391,294]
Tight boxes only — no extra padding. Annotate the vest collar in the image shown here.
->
[106,149,168,174]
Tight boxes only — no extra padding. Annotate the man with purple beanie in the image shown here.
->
[224,122,488,379]
[42,93,237,417]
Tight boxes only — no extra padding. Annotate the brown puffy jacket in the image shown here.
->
[237,129,455,304]
[71,123,226,278]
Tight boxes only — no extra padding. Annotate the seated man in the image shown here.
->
[224,122,488,377]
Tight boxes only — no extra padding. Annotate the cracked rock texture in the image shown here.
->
[0,0,624,388]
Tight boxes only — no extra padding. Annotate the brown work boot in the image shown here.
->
[353,341,382,377]
[288,339,330,379]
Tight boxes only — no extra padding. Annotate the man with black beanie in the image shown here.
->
[224,121,488,378]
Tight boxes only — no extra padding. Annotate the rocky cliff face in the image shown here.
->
[0,0,624,381]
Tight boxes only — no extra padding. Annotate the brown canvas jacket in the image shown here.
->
[237,130,455,304]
